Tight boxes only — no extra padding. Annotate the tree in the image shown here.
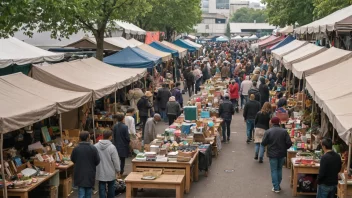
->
[230,7,267,23]
[313,0,352,19]
[261,0,315,27]
[134,0,202,41]
[226,23,231,39]
[0,0,152,60]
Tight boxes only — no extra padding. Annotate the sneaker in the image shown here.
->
[221,140,226,143]
[254,156,258,160]
[246,140,250,144]
[272,188,280,193]
[259,157,263,163]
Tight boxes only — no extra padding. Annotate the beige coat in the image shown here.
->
[144,118,156,144]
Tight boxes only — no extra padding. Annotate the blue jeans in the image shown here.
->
[246,119,255,140]
[317,184,336,198]
[78,187,93,198]
[255,143,265,158]
[160,109,167,122]
[242,95,249,107]
[230,99,238,112]
[99,180,115,198]
[269,158,285,191]
[222,119,231,141]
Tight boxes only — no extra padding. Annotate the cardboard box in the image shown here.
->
[64,129,80,138]
[34,159,56,173]
[59,177,72,198]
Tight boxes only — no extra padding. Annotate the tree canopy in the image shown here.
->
[230,7,267,23]
[133,0,202,41]
[0,0,152,60]
[261,0,314,27]
[313,0,352,19]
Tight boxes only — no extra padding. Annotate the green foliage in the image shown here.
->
[261,0,315,27]
[313,0,352,19]
[226,23,231,39]
[134,0,202,41]
[230,7,267,23]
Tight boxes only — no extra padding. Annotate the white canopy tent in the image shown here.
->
[283,44,326,70]
[258,35,269,40]
[128,38,144,46]
[279,26,293,34]
[184,39,202,49]
[138,44,172,62]
[66,37,135,50]
[161,41,187,58]
[110,20,146,35]
[104,37,136,48]
[249,35,258,40]
[242,36,250,40]
[292,47,352,79]
[232,35,243,41]
[0,37,64,68]
[272,40,308,60]
[295,5,352,34]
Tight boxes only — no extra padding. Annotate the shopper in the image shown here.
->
[94,130,120,198]
[171,82,183,107]
[229,80,239,113]
[144,114,162,144]
[240,76,252,109]
[259,77,270,107]
[157,83,172,122]
[254,102,272,163]
[221,63,230,80]
[243,94,261,143]
[219,94,235,142]
[166,96,181,126]
[112,114,130,175]
[137,91,153,138]
[317,138,342,198]
[185,67,195,97]
[124,107,136,135]
[261,117,292,193]
[248,81,261,103]
[71,131,100,198]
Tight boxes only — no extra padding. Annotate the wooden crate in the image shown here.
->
[34,159,56,173]
[59,177,72,198]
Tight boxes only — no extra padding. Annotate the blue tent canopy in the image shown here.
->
[270,35,295,51]
[103,46,162,68]
[149,41,179,57]
[173,39,196,52]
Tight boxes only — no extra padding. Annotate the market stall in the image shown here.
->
[173,39,197,53]
[271,40,308,61]
[149,41,179,57]
[161,41,188,59]
[128,38,144,47]
[270,35,295,51]
[283,44,326,70]
[137,44,172,62]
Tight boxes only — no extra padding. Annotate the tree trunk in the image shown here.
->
[95,30,105,61]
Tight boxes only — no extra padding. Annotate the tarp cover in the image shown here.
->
[292,47,352,79]
[279,26,293,34]
[66,37,134,50]
[161,41,187,58]
[258,35,278,46]
[33,58,146,99]
[272,40,308,60]
[1,72,91,114]
[138,44,172,62]
[104,37,136,48]
[111,20,146,35]
[0,77,56,134]
[0,37,64,68]
[184,39,202,49]
[295,5,352,34]
[128,38,143,46]
[104,46,161,69]
[283,44,326,70]
[150,41,179,57]
[270,35,295,51]
[173,39,197,52]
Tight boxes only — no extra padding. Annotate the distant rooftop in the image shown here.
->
[230,23,276,33]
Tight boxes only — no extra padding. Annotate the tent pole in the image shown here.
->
[91,97,96,143]
[332,129,336,142]
[1,133,8,198]
[348,133,352,176]
[310,101,315,128]
[59,114,63,140]
[114,91,117,114]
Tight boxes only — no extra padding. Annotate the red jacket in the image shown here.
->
[229,83,239,99]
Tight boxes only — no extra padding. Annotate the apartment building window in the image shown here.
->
[216,0,229,9]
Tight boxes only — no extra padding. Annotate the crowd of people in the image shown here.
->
[70,40,342,198]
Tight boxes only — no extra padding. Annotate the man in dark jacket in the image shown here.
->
[171,82,183,107]
[71,131,100,198]
[137,91,153,138]
[219,94,235,142]
[243,94,261,143]
[317,138,342,198]
[261,117,292,193]
[248,81,261,103]
[185,67,195,97]
[157,84,171,122]
[259,77,269,107]
[112,114,130,175]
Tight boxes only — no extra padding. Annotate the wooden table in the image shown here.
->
[286,149,298,169]
[125,172,184,198]
[290,158,319,197]
[0,170,59,198]
[56,161,74,197]
[132,151,199,193]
